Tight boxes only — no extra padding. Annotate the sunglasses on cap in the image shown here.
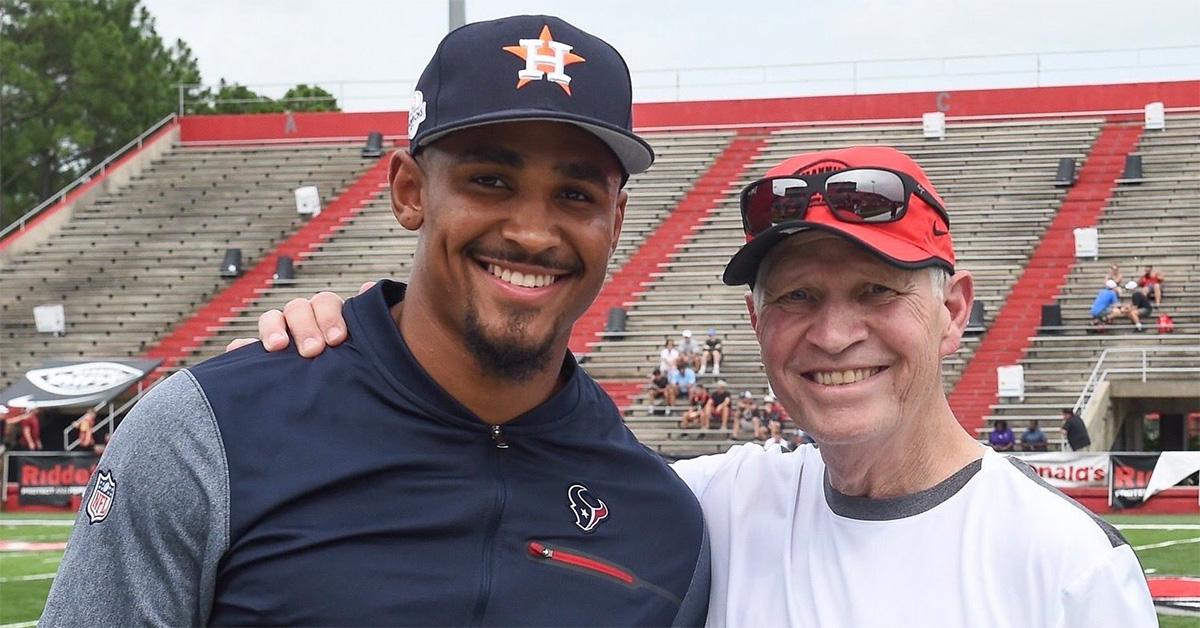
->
[739,167,950,237]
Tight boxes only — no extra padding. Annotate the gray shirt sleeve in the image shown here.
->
[40,371,230,627]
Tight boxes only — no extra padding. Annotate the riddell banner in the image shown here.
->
[1108,454,1161,509]
[1018,453,1109,488]
[11,453,99,507]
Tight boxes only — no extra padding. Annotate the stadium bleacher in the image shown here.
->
[0,93,1195,461]
[984,113,1200,446]
[0,144,373,388]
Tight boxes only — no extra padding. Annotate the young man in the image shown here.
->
[1138,265,1164,306]
[705,380,733,437]
[1089,279,1121,326]
[253,147,1155,626]
[678,329,703,371]
[44,16,707,626]
[700,328,723,375]
[1021,421,1048,452]
[669,356,698,406]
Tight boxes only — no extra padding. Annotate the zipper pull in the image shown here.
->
[491,425,509,449]
[529,541,552,559]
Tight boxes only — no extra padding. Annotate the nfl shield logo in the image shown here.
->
[86,470,116,525]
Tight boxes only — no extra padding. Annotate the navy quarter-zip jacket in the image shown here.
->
[43,281,709,626]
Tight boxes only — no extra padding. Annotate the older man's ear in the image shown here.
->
[939,271,975,358]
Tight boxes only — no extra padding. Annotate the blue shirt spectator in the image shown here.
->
[1090,283,1119,319]
[670,366,697,394]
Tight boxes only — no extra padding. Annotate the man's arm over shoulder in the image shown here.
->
[41,371,230,627]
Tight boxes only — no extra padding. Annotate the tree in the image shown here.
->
[281,84,339,112]
[0,0,202,229]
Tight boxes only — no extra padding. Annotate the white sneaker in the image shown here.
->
[712,366,720,376]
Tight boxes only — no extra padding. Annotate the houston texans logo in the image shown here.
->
[567,484,608,533]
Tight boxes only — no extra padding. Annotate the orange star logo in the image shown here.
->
[502,25,586,95]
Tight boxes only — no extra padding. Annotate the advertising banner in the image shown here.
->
[1108,454,1161,509]
[10,453,99,506]
[1017,453,1109,488]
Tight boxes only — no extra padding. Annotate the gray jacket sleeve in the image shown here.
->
[40,371,230,627]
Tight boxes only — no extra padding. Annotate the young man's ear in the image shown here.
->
[391,149,425,231]
[939,271,975,358]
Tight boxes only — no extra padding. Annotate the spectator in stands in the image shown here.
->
[681,384,709,430]
[646,368,669,408]
[75,408,97,450]
[669,357,697,406]
[705,380,733,436]
[1021,421,1048,452]
[1089,280,1121,327]
[763,419,791,450]
[1104,263,1123,287]
[1062,408,1092,451]
[759,392,789,429]
[987,420,1015,452]
[658,338,679,374]
[678,330,703,371]
[700,328,723,375]
[735,391,761,440]
[1127,281,1153,332]
[1138,265,1164,307]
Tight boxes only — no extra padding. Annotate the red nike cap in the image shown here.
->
[722,146,955,286]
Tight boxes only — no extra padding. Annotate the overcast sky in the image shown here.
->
[143,0,1200,111]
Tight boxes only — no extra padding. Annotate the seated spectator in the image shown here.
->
[75,408,97,450]
[1127,282,1153,332]
[760,393,789,428]
[988,419,1015,452]
[658,338,679,374]
[680,385,709,430]
[668,358,697,405]
[1062,408,1091,451]
[700,328,723,376]
[678,329,703,371]
[688,381,709,409]
[763,419,791,450]
[705,380,733,436]
[646,369,669,408]
[1104,263,1123,287]
[1137,265,1164,307]
[1020,421,1048,452]
[735,391,761,440]
[1089,280,1121,326]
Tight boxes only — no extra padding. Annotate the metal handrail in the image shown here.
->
[62,378,156,451]
[0,113,178,242]
[1074,346,1200,414]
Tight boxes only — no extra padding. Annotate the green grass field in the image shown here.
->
[1,512,1197,626]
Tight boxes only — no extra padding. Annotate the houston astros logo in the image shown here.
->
[503,25,585,95]
[567,484,608,533]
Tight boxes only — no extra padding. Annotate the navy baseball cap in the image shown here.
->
[407,15,654,175]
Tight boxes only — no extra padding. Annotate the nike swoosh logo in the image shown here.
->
[932,225,949,237]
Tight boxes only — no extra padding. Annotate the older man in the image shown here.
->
[250,147,1155,626]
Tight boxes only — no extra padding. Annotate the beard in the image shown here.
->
[463,302,561,381]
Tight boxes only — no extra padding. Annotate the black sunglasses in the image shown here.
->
[740,167,950,237]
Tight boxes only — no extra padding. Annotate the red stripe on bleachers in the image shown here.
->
[569,131,766,356]
[598,379,647,413]
[948,120,1143,433]
[142,154,393,375]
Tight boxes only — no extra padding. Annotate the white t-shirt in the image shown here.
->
[671,445,1155,628]
[660,347,680,373]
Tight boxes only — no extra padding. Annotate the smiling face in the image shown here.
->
[392,121,626,380]
[747,232,972,446]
